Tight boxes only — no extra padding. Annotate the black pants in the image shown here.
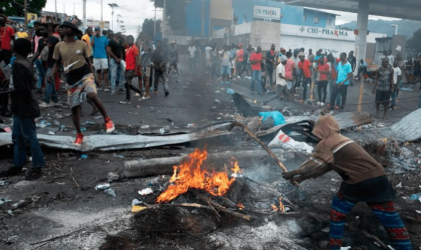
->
[261,75,267,92]
[124,70,142,101]
[0,50,12,113]
[330,84,348,108]
[266,67,274,87]
[317,81,328,103]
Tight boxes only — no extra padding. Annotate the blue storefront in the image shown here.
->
[181,0,337,37]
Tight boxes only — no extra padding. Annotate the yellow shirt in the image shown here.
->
[82,34,92,56]
[17,32,28,39]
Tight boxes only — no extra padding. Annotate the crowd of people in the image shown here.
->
[185,41,421,115]
[1,13,421,180]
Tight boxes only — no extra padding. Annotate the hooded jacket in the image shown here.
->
[297,115,385,184]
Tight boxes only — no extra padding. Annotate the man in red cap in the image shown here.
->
[235,43,244,79]
[0,14,15,117]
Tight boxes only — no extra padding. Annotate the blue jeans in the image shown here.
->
[12,116,45,169]
[109,59,125,92]
[329,80,341,106]
[44,68,58,104]
[34,59,44,89]
[391,88,398,107]
[251,70,262,94]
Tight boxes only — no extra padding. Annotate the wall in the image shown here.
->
[280,24,386,58]
[184,0,211,37]
[302,9,337,28]
[250,21,281,50]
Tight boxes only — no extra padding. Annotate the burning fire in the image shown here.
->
[271,198,285,213]
[156,148,241,203]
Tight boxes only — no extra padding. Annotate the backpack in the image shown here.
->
[40,43,49,62]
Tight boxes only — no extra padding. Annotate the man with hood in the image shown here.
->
[283,115,412,250]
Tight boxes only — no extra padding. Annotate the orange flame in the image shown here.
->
[237,201,245,210]
[279,198,285,213]
[271,204,279,211]
[156,148,241,203]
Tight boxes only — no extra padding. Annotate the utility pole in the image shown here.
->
[55,0,58,21]
[83,0,87,29]
[24,0,28,28]
[201,0,205,38]
[101,0,103,22]
[162,0,167,38]
[154,7,157,38]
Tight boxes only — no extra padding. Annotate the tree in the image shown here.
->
[406,28,421,52]
[140,18,162,38]
[0,0,47,17]
[150,0,186,33]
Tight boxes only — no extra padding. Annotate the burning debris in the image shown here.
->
[156,148,242,203]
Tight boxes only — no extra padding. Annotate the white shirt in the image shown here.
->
[205,46,212,60]
[188,46,197,58]
[393,66,401,84]
[276,63,287,86]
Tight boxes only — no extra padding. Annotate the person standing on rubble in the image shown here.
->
[373,57,394,119]
[0,39,45,180]
[283,115,413,250]
[50,22,115,146]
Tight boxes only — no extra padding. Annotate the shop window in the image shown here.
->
[314,16,319,24]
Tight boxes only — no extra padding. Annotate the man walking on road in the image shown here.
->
[188,43,197,70]
[120,35,142,105]
[249,46,263,95]
[330,53,353,112]
[91,27,110,91]
[265,44,277,91]
[152,40,169,96]
[50,22,115,146]
[107,31,125,95]
[140,36,153,99]
[390,61,402,110]
[347,51,356,86]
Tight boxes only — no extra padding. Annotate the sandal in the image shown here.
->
[25,168,42,181]
[0,166,23,177]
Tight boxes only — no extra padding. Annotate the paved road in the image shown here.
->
[2,64,419,137]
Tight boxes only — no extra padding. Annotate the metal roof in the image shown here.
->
[281,0,421,21]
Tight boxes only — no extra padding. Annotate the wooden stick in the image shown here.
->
[190,190,252,221]
[70,162,81,190]
[228,122,300,188]
[244,177,299,211]
[363,231,389,249]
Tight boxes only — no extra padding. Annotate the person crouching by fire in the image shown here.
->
[283,115,413,250]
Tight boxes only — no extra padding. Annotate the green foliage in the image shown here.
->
[338,19,421,39]
[140,18,162,38]
[406,29,421,52]
[0,0,47,17]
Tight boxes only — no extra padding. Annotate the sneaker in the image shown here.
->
[320,102,324,106]
[119,100,131,105]
[74,133,84,146]
[105,117,115,133]
[104,88,110,92]
[134,93,141,97]
[111,91,116,96]
[38,102,50,108]
[51,101,60,107]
